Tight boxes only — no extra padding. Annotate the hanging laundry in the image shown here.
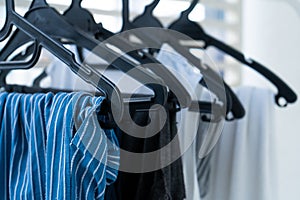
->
[0,92,120,200]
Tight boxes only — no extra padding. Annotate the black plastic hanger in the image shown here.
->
[121,0,131,31]
[0,0,170,122]
[121,0,245,120]
[62,0,101,65]
[131,0,162,28]
[121,0,162,30]
[0,0,168,115]
[28,0,96,88]
[62,0,197,109]
[63,0,101,35]
[168,0,297,107]
[0,0,48,83]
[10,0,222,117]
[0,0,124,116]
[1,0,190,110]
[0,43,38,86]
[132,0,163,54]
[62,0,233,121]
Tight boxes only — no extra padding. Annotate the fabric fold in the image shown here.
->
[0,92,119,200]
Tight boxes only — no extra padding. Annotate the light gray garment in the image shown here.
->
[157,44,224,200]
[156,44,202,200]
[201,87,278,200]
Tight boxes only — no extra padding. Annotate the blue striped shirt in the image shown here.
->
[0,92,119,200]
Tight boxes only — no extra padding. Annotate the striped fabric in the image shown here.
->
[0,92,119,200]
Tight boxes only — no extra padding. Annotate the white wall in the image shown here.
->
[242,1,300,199]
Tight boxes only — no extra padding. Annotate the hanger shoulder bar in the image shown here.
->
[206,34,297,106]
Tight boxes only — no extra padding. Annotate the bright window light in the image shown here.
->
[154,0,190,17]
[189,3,206,22]
[46,0,71,6]
[46,0,118,11]
[81,0,118,11]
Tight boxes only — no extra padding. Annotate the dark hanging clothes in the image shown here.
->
[106,97,186,200]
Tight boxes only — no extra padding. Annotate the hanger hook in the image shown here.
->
[145,0,160,13]
[182,0,199,17]
[275,94,288,107]
[6,0,15,11]
[122,0,130,30]
[71,0,82,7]
[0,0,15,41]
[30,0,48,10]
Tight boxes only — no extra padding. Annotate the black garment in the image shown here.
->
[106,98,186,200]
